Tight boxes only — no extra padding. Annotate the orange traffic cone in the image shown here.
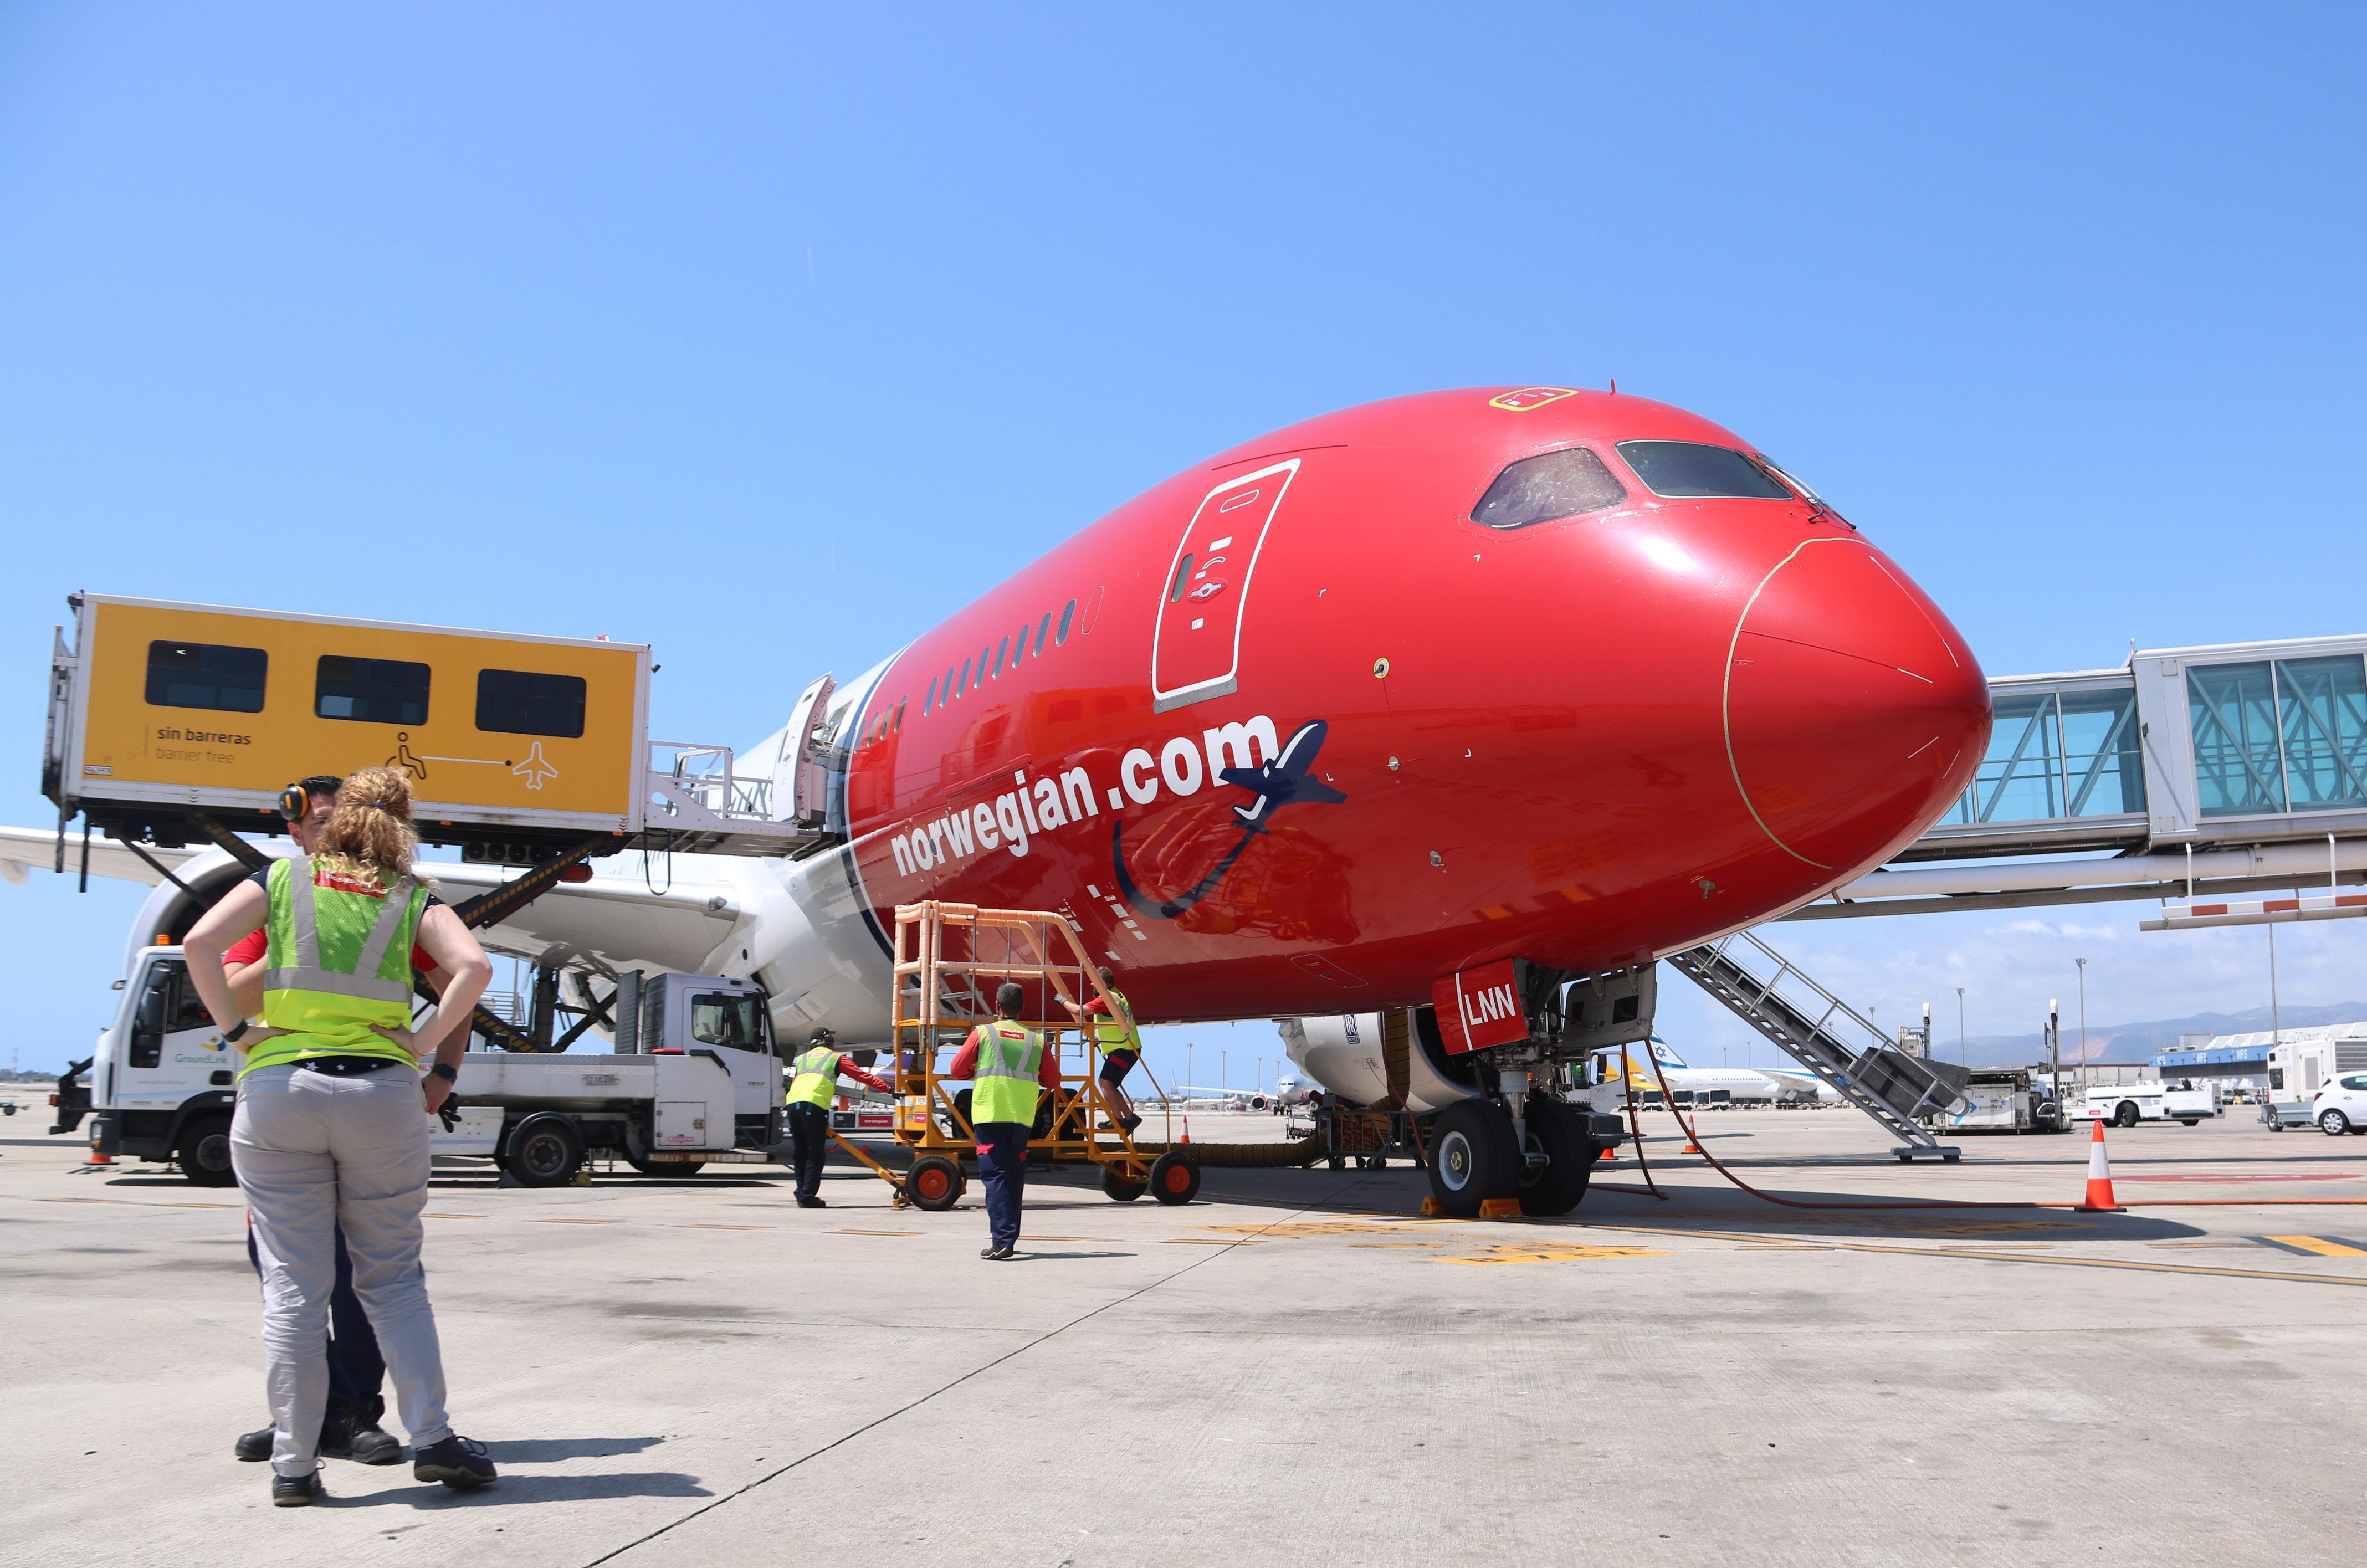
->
[1597,1146,1616,1161]
[89,1151,112,1165]
[2078,1118,2120,1211]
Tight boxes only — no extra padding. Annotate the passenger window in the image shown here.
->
[993,636,1008,678]
[958,658,971,698]
[1471,449,1627,530]
[924,676,938,715]
[1057,598,1076,645]
[316,656,430,725]
[475,669,586,737]
[1167,554,1195,602]
[146,641,268,713]
[893,699,905,733]
[1614,440,1794,500]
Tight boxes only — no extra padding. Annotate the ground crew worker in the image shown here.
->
[947,982,1060,1260]
[183,767,499,1507]
[218,776,432,1468]
[781,1027,889,1208]
[1062,966,1142,1133]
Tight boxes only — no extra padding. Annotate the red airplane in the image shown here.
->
[834,383,1987,1010]
[37,385,1989,1213]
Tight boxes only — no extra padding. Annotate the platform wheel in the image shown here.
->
[1327,1155,1346,1171]
[906,1153,965,1211]
[500,1113,583,1187]
[1101,1165,1147,1202]
[1515,1097,1595,1217]
[1149,1150,1201,1205]
[1427,1100,1517,1218]
[177,1113,238,1187]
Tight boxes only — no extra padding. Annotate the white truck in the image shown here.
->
[55,952,786,1187]
[2076,1080,2221,1128]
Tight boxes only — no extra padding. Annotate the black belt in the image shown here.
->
[294,1057,400,1075]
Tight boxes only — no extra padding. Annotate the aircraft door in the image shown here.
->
[1151,458,1301,713]
[772,674,836,827]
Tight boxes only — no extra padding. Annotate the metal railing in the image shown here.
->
[1667,930,1965,1157]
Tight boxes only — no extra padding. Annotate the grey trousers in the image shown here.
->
[232,1064,454,1475]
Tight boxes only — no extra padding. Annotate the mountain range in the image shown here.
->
[1942,1001,2367,1067]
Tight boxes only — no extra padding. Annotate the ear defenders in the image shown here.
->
[278,785,315,821]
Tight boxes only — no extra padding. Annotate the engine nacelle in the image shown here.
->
[1275,1011,1480,1113]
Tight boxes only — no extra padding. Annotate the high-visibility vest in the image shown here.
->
[1092,988,1141,1055]
[242,855,428,1080]
[787,1046,843,1108]
[969,1021,1043,1126]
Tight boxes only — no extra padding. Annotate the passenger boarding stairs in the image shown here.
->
[1666,931,1970,1161]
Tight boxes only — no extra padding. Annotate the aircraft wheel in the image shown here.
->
[1427,1100,1516,1218]
[1149,1150,1201,1205]
[1516,1097,1596,1217]
[177,1113,238,1187]
[501,1113,583,1187]
[906,1153,965,1211]
[1100,1165,1147,1202]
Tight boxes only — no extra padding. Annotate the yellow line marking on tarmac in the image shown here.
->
[1590,1223,2367,1289]
[682,1224,768,1231]
[1165,1237,1259,1245]
[1196,1219,1463,1238]
[36,1197,128,1205]
[2265,1234,2367,1257]
[1348,1242,1446,1249]
[1434,1244,1671,1267]
[424,1213,486,1219]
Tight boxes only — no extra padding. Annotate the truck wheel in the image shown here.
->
[1100,1165,1147,1202]
[501,1113,584,1187]
[1516,1097,1595,1217]
[177,1113,238,1187]
[1427,1100,1516,1218]
[906,1153,965,1211]
[2114,1102,2140,1128]
[2178,1118,2200,1127]
[1149,1149,1201,1205]
[2320,1110,2351,1137]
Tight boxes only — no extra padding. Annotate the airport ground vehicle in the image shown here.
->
[57,954,782,1186]
[2309,1073,2367,1136]
[2076,1081,2220,1128]
[1923,1067,2068,1134]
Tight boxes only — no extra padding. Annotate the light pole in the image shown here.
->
[1221,1049,1228,1098]
[1955,987,1966,1067]
[1187,1042,1194,1109]
[2074,957,2088,1096]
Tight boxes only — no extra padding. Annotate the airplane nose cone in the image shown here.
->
[1723,539,1989,872]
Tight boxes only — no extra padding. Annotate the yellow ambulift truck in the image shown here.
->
[42,593,836,1183]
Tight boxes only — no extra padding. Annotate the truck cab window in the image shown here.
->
[146,641,268,713]
[690,993,763,1049]
[1471,448,1627,530]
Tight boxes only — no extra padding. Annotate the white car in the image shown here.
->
[2312,1074,2367,1135]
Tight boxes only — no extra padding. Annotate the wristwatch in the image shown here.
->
[428,1063,458,1083]
[222,1021,250,1045]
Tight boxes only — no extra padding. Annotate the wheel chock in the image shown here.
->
[1478,1198,1523,1220]
[1419,1195,1443,1217]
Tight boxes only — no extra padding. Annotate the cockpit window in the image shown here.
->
[1469,447,1627,530]
[1615,440,1795,500]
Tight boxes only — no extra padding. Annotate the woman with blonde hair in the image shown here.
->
[185,767,499,1505]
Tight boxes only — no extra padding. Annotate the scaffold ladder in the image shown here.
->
[1666,931,1964,1161]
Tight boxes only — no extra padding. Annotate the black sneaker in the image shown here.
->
[271,1470,325,1507]
[796,1197,827,1208]
[412,1434,497,1489]
[321,1400,403,1466]
[982,1245,1016,1260]
[1121,1115,1142,1133]
[235,1424,273,1463]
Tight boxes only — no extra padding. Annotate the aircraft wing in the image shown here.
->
[0,824,207,887]
[0,824,747,975]
[1756,1069,1828,1097]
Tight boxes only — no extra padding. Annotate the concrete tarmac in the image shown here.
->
[6,1106,2365,1567]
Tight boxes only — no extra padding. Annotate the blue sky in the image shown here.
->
[3,4,2363,1080]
